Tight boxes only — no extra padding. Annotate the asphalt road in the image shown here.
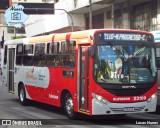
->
[1,79,160,128]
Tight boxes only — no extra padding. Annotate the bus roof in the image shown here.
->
[28,34,54,43]
[66,29,152,39]
[4,38,28,45]
[4,29,153,45]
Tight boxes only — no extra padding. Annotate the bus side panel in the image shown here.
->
[14,66,23,97]
[2,64,7,87]
[157,69,160,106]
[15,64,78,108]
[2,46,7,88]
[57,67,78,112]
[158,69,160,88]
[14,66,33,99]
[20,67,61,107]
[42,67,61,107]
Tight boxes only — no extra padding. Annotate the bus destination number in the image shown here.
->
[133,96,146,101]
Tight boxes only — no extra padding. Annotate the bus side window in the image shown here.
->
[54,42,59,54]
[60,41,76,68]
[16,44,23,65]
[69,41,76,53]
[46,42,59,67]
[46,55,59,67]
[156,47,160,69]
[4,45,7,65]
[156,57,160,69]
[46,43,51,54]
[34,43,46,67]
[61,41,67,53]
[23,44,34,66]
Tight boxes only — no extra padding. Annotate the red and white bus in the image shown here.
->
[2,29,158,119]
[151,30,160,105]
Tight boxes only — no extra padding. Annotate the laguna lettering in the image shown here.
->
[113,97,130,101]
[122,86,136,89]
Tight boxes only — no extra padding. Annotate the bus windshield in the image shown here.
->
[94,45,157,84]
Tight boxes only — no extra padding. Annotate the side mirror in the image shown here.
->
[0,68,2,75]
[90,45,95,58]
[156,57,160,68]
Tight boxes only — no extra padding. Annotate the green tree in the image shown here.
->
[12,35,26,39]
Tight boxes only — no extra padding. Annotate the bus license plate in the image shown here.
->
[124,107,134,112]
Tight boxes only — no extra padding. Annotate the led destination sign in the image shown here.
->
[104,33,145,41]
[97,32,153,42]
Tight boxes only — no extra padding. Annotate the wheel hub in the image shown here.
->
[20,89,24,102]
[66,98,73,115]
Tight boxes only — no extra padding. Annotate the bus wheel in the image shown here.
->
[19,85,28,106]
[64,93,77,119]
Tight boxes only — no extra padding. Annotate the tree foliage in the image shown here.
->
[12,35,26,39]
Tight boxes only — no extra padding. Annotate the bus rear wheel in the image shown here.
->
[18,85,28,106]
[64,93,77,119]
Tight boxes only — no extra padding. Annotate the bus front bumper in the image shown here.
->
[92,98,157,115]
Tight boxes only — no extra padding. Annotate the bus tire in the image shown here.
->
[64,93,77,119]
[18,85,28,106]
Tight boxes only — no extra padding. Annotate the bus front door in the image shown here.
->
[79,46,90,112]
[8,49,15,93]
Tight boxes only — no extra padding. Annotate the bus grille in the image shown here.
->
[110,106,145,113]
[106,88,150,96]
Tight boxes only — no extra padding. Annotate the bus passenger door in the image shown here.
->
[8,49,15,93]
[79,46,90,111]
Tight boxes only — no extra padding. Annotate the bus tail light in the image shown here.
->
[147,93,157,103]
[92,93,110,105]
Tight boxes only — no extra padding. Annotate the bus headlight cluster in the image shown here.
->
[92,93,110,105]
[147,93,157,103]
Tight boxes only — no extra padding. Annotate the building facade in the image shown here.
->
[0,0,54,41]
[25,0,160,37]
[0,0,160,38]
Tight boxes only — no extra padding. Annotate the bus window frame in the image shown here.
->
[155,43,160,69]
[34,43,46,67]
[16,44,23,66]
[4,45,8,65]
[46,42,60,67]
[23,44,34,66]
[59,40,76,68]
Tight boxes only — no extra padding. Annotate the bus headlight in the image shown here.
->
[147,93,157,103]
[92,93,110,105]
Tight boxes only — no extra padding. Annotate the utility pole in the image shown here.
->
[111,3,114,28]
[55,8,74,32]
[1,30,4,48]
[89,0,92,29]
[128,0,131,29]
[14,27,16,39]
[23,8,74,32]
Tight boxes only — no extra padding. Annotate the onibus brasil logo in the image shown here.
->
[4,4,29,28]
